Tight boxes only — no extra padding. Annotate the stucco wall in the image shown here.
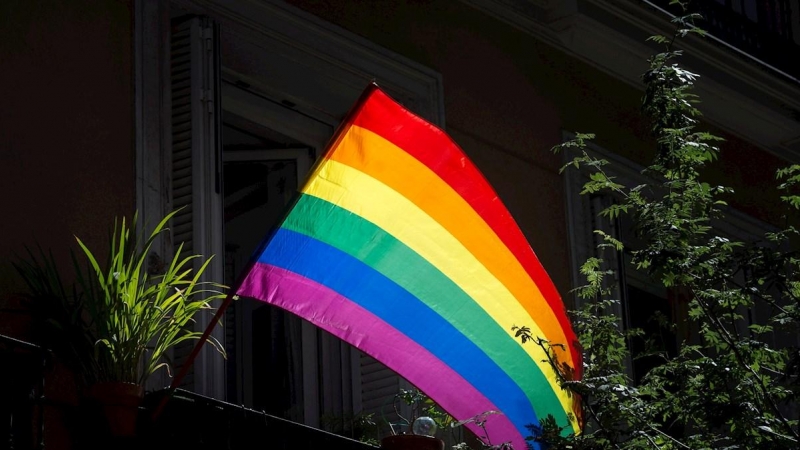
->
[0,0,134,325]
[0,2,133,448]
[288,0,794,303]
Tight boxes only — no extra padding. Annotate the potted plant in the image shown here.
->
[14,210,226,437]
[379,389,510,450]
[380,389,448,450]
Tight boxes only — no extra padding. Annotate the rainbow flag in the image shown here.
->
[235,84,581,449]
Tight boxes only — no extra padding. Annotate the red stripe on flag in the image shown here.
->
[351,88,581,377]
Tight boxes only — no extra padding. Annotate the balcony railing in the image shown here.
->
[138,389,379,450]
[0,334,47,450]
[1,333,377,450]
[649,0,800,79]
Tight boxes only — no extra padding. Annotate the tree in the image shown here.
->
[522,3,800,449]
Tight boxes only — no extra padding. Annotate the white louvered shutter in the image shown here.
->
[360,354,407,422]
[169,15,225,399]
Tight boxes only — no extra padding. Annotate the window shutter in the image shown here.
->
[360,354,403,416]
[169,15,225,398]
[359,353,415,438]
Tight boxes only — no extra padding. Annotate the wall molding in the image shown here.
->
[172,0,445,126]
[463,0,800,162]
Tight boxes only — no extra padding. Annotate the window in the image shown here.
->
[136,0,443,429]
[562,134,777,381]
[221,106,319,420]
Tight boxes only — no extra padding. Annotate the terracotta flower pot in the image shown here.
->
[85,381,144,437]
[381,434,444,450]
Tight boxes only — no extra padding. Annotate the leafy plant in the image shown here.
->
[321,411,381,446]
[388,388,510,449]
[14,209,227,387]
[390,388,456,435]
[519,2,799,449]
[13,245,97,380]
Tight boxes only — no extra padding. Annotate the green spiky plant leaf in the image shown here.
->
[14,209,227,387]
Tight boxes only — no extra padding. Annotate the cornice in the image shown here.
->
[173,0,445,126]
[463,0,800,163]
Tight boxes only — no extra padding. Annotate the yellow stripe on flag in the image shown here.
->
[303,158,578,431]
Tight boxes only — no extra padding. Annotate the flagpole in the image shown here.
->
[149,291,237,421]
[149,81,382,423]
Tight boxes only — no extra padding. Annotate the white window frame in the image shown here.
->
[562,132,777,375]
[562,132,782,380]
[135,0,444,420]
[562,131,777,308]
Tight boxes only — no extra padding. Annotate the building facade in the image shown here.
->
[2,0,799,448]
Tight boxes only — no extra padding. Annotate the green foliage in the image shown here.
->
[390,388,457,435]
[13,246,97,380]
[530,3,800,449]
[389,388,512,449]
[777,165,800,210]
[321,411,381,446]
[14,209,226,387]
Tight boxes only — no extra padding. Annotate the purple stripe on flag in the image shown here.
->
[237,262,527,450]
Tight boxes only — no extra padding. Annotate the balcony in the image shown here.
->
[135,389,378,450]
[0,335,47,450]
[1,333,377,450]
